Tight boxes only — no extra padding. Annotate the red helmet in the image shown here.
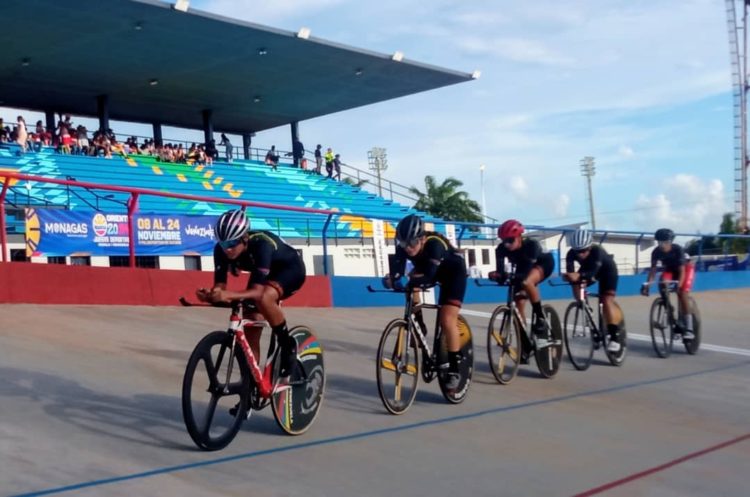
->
[498,219,524,239]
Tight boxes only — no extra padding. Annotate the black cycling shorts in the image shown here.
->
[249,258,307,299]
[436,253,467,306]
[595,265,618,295]
[534,254,555,281]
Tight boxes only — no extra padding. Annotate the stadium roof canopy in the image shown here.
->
[0,0,474,134]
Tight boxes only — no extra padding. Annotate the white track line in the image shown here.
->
[461,309,750,358]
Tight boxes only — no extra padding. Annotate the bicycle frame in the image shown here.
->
[656,281,681,332]
[402,288,442,371]
[224,302,276,399]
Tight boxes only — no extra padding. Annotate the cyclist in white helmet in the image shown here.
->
[196,209,305,378]
[563,228,625,353]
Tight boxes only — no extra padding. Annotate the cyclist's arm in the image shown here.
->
[645,250,658,284]
[579,247,603,282]
[248,239,273,286]
[492,245,507,280]
[389,246,408,278]
[409,240,443,286]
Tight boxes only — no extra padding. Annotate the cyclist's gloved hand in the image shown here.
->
[392,275,409,291]
[640,283,650,297]
[381,275,393,289]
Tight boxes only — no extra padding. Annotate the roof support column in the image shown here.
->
[202,109,213,145]
[152,122,163,146]
[96,94,109,132]
[44,110,56,133]
[242,133,252,160]
[290,121,300,167]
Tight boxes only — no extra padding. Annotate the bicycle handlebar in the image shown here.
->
[366,284,435,293]
[179,296,257,310]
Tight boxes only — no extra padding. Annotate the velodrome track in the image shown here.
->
[1,290,749,497]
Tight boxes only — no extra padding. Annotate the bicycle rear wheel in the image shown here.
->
[683,297,701,355]
[649,298,673,358]
[272,326,325,435]
[563,302,594,371]
[182,330,251,451]
[438,315,474,403]
[376,319,419,415]
[535,305,563,378]
[487,305,521,384]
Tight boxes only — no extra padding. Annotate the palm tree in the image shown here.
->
[409,176,483,223]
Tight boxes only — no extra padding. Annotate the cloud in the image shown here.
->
[633,175,727,233]
[457,36,576,66]
[618,145,635,159]
[554,194,570,218]
[509,175,529,198]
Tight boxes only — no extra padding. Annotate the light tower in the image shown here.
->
[368,147,388,197]
[580,156,596,230]
[726,0,750,231]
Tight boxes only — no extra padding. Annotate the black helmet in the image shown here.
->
[654,228,674,242]
[215,209,249,243]
[396,214,424,247]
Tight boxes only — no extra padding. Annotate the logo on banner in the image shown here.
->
[25,209,41,257]
[92,213,108,237]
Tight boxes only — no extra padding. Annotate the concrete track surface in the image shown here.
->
[1,290,749,497]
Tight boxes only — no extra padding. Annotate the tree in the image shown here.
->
[685,212,750,255]
[408,176,483,223]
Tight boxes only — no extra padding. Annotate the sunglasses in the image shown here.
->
[574,247,590,255]
[397,239,420,249]
[219,238,243,250]
[502,237,516,245]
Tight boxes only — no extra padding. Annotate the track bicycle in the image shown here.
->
[369,284,474,415]
[645,281,701,358]
[550,280,627,370]
[180,298,325,450]
[477,269,563,384]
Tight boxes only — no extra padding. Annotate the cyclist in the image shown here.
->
[196,209,305,377]
[641,228,696,339]
[562,228,624,352]
[382,214,468,391]
[488,219,555,348]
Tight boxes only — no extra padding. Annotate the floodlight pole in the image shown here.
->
[580,156,596,230]
[368,147,388,197]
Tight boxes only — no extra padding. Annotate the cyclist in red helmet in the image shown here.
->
[488,219,555,349]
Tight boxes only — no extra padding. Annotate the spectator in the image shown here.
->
[314,144,323,174]
[219,133,233,163]
[205,139,218,165]
[292,138,305,168]
[187,142,198,162]
[16,116,28,152]
[324,147,334,178]
[333,153,342,181]
[265,145,279,170]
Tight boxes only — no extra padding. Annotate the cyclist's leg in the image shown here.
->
[524,259,553,338]
[436,255,467,388]
[678,263,696,332]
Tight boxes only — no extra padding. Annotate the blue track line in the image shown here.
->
[11,359,750,497]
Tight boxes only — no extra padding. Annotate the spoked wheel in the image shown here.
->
[683,297,701,355]
[535,305,563,378]
[182,330,251,451]
[437,315,474,403]
[601,304,627,367]
[563,302,594,371]
[649,298,673,358]
[487,305,522,383]
[376,319,419,415]
[272,326,325,435]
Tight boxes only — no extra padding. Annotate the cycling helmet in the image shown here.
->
[215,209,249,243]
[568,228,593,251]
[654,228,674,242]
[396,214,425,246]
[498,219,524,239]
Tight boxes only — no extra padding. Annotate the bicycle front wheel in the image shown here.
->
[272,326,325,435]
[487,305,521,384]
[376,319,419,415]
[649,298,673,358]
[563,301,594,371]
[684,297,701,355]
[535,305,563,378]
[182,331,251,451]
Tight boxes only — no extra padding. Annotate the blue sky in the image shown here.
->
[2,0,736,234]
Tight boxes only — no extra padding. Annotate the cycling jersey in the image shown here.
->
[651,243,688,274]
[495,238,554,281]
[213,230,305,298]
[565,244,618,294]
[390,232,467,306]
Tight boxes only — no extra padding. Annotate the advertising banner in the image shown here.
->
[25,209,218,257]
